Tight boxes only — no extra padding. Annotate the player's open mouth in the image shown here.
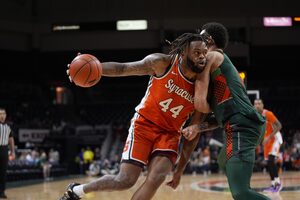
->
[198,61,206,67]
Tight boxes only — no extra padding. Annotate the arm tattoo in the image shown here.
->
[199,122,219,132]
[199,122,209,131]
[102,53,167,77]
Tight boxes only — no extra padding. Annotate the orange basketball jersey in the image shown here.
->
[135,56,195,133]
[262,109,278,140]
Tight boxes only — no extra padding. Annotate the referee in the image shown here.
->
[0,108,15,199]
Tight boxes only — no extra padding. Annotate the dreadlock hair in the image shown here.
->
[201,22,229,49]
[168,33,205,56]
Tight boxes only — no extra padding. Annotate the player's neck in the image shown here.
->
[209,46,223,53]
[180,60,197,82]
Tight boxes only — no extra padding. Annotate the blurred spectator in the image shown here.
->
[293,130,300,150]
[100,159,114,175]
[75,148,85,174]
[83,147,94,171]
[110,154,120,174]
[86,161,100,177]
[49,148,60,165]
[291,146,300,170]
[31,148,40,165]
[190,147,211,175]
[94,147,101,161]
[201,146,211,175]
[40,150,52,181]
[25,152,34,165]
[282,149,292,171]
[19,151,27,161]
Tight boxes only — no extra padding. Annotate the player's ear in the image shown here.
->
[207,36,214,45]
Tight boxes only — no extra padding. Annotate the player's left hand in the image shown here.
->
[66,52,81,82]
[182,124,200,141]
[166,171,182,189]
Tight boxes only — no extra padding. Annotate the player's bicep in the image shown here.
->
[123,59,156,76]
[194,64,211,104]
[102,53,167,77]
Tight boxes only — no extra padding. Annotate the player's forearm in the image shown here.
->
[9,137,15,154]
[175,134,200,174]
[199,122,219,133]
[194,98,211,113]
[190,111,207,125]
[269,121,282,138]
[102,62,154,77]
[101,62,127,77]
[102,62,152,77]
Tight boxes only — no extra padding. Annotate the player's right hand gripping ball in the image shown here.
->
[68,54,102,87]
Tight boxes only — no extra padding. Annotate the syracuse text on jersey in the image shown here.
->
[165,79,194,103]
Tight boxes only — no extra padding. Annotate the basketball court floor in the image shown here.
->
[6,171,300,200]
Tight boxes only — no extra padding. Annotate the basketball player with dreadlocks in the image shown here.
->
[168,23,270,200]
[59,33,214,200]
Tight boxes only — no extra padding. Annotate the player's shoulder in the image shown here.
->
[144,53,172,64]
[264,109,275,117]
[143,53,173,75]
[207,51,224,71]
[207,51,217,59]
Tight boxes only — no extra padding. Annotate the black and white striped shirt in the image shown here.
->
[0,123,12,146]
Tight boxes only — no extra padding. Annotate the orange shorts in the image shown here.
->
[122,113,180,167]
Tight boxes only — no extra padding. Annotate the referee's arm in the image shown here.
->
[8,133,15,160]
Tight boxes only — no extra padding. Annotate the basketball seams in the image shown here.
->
[70,54,102,87]
[72,61,90,84]
[72,58,95,85]
[84,62,92,86]
[86,54,101,85]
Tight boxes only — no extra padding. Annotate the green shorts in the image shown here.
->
[218,113,266,170]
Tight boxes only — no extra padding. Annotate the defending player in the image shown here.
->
[168,23,270,200]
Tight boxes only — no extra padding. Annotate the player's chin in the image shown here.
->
[195,65,205,73]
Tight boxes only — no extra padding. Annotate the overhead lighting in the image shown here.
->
[116,20,148,31]
[263,17,292,27]
[53,25,80,31]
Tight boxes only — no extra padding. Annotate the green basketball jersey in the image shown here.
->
[210,53,265,127]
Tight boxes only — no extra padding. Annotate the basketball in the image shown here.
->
[69,54,102,87]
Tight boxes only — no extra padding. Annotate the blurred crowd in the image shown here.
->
[75,147,120,177]
[8,148,60,180]
[71,128,300,178]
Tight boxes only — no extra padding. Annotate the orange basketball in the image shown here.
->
[69,54,102,87]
